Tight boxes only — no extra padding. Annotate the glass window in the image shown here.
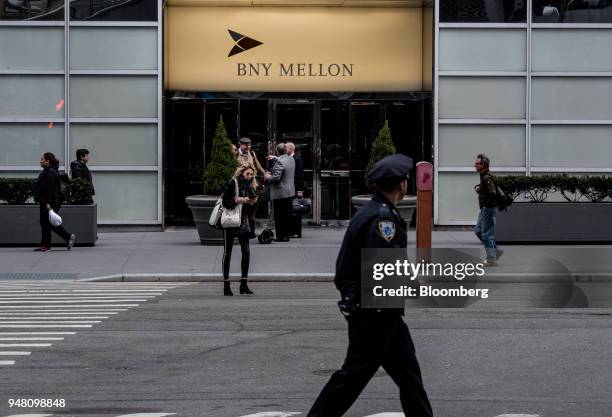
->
[321,100,349,171]
[0,123,64,166]
[532,78,612,120]
[440,0,526,23]
[69,0,157,21]
[533,0,612,23]
[532,29,612,72]
[0,0,64,20]
[70,124,157,166]
[0,27,64,70]
[70,76,158,118]
[439,29,526,72]
[531,126,612,168]
[0,75,64,118]
[70,28,157,70]
[438,77,526,119]
[439,125,525,167]
[94,172,158,222]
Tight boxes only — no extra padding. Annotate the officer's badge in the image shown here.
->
[377,220,396,242]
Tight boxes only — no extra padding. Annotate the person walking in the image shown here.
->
[34,152,75,252]
[70,148,95,203]
[306,154,433,417]
[286,142,305,238]
[265,143,295,242]
[220,166,258,296]
[474,153,503,266]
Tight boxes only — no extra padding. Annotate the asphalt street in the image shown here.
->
[1,281,612,417]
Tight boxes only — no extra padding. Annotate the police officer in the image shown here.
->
[306,154,433,417]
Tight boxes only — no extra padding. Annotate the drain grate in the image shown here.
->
[0,272,79,280]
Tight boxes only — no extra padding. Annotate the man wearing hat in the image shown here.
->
[306,154,433,417]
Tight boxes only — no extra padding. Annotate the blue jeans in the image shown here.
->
[475,207,497,259]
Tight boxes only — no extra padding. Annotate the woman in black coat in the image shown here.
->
[221,166,258,296]
[35,152,75,251]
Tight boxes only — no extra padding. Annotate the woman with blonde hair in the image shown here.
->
[220,166,258,296]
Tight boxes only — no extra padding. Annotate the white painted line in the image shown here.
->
[0,332,76,335]
[236,413,302,417]
[0,351,31,355]
[0,291,164,294]
[0,304,139,308]
[362,414,404,417]
[0,321,101,324]
[0,310,125,313]
[494,415,540,417]
[0,360,15,365]
[5,414,54,417]
[0,313,117,316]
[0,299,149,303]
[0,295,159,298]
[0,325,92,328]
[115,414,176,417]
[0,343,52,347]
[0,337,63,341]
[0,317,108,320]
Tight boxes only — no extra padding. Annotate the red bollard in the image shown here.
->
[416,162,433,250]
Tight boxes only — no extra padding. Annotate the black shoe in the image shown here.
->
[289,234,301,238]
[274,237,290,242]
[66,234,76,251]
[239,279,254,295]
[34,246,50,252]
[223,281,233,296]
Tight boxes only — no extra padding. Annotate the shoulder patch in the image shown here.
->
[377,219,396,242]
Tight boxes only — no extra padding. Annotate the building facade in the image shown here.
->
[1,0,610,226]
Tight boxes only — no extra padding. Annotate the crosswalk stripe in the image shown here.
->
[0,317,109,320]
[361,414,403,417]
[494,415,540,417]
[0,310,126,313]
[0,304,139,308]
[0,300,148,304]
[0,332,76,335]
[0,324,92,328]
[0,351,31,355]
[5,414,53,417]
[236,413,302,417]
[0,338,64,341]
[0,295,158,299]
[0,360,16,365]
[115,414,176,417]
[0,321,101,324]
[0,343,52,347]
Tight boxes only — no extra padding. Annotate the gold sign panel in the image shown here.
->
[166,7,424,92]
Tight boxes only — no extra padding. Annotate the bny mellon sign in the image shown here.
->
[166,7,424,92]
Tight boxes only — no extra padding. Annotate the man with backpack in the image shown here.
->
[474,153,503,266]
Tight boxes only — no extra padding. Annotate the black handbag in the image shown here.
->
[292,197,312,215]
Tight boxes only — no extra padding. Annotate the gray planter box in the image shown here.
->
[351,195,417,223]
[497,202,612,243]
[0,204,97,246]
[185,195,224,245]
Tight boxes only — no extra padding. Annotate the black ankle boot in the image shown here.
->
[239,279,253,295]
[223,281,233,296]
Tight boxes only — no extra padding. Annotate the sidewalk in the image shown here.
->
[0,227,611,281]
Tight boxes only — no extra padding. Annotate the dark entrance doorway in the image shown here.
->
[164,94,432,226]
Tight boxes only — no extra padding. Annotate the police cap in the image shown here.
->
[239,137,252,144]
[367,154,414,185]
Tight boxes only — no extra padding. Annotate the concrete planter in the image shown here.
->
[0,204,97,246]
[497,202,612,243]
[185,195,224,245]
[351,195,417,223]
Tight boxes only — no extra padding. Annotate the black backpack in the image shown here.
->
[496,185,513,211]
[258,228,274,244]
[58,172,71,202]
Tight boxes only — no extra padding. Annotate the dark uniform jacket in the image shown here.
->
[70,160,95,195]
[335,192,407,307]
[35,162,61,206]
[478,171,497,209]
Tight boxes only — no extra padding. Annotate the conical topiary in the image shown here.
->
[203,116,236,195]
[365,120,397,188]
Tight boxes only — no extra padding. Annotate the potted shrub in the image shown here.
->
[351,120,417,222]
[496,174,612,242]
[185,116,236,245]
[0,177,97,246]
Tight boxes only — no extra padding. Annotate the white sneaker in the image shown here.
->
[483,258,498,267]
[496,249,504,261]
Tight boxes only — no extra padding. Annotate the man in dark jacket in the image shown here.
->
[306,154,433,417]
[70,148,95,203]
[286,142,305,238]
[474,153,502,266]
[35,152,75,252]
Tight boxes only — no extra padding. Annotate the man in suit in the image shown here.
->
[265,143,295,242]
[286,142,305,238]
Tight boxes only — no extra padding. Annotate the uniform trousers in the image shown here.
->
[39,203,71,248]
[307,310,433,417]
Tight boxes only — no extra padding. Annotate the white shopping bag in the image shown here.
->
[48,209,62,227]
